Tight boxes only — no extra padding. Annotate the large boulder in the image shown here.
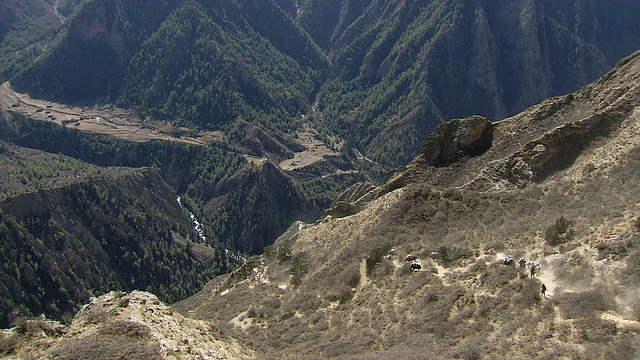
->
[422,115,494,167]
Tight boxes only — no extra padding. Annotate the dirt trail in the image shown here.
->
[535,263,558,297]
[359,259,369,288]
[53,0,65,22]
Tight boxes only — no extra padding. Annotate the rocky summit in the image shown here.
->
[5,51,640,359]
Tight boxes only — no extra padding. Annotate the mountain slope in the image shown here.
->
[169,50,640,359]
[0,109,335,255]
[9,46,640,360]
[11,0,328,135]
[309,0,640,167]
[0,0,79,81]
[0,157,223,328]
[10,0,640,171]
[118,0,328,132]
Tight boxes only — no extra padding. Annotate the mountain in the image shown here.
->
[302,0,640,167]
[6,47,640,359]
[2,0,640,350]
[0,103,363,324]
[7,0,640,172]
[171,50,640,358]
[0,108,357,254]
[0,142,229,328]
[0,0,68,81]
[10,0,328,134]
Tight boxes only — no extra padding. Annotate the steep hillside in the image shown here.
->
[0,291,254,359]
[8,49,640,360]
[308,0,640,167]
[0,160,224,328]
[0,110,329,256]
[11,0,328,134]
[170,50,640,358]
[0,0,80,81]
[9,0,640,171]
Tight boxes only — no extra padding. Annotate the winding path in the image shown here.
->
[53,0,66,23]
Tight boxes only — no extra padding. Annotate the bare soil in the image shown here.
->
[278,123,341,171]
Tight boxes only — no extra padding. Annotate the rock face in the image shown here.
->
[422,115,494,167]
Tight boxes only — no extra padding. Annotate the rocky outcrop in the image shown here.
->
[422,115,494,167]
[0,291,254,359]
[469,112,613,189]
[465,51,640,191]
[324,182,376,218]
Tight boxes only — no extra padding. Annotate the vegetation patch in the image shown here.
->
[545,216,576,246]
[556,289,610,319]
[365,246,392,275]
[289,253,309,287]
[98,320,152,340]
[438,245,473,267]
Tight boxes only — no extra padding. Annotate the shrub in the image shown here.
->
[517,279,542,308]
[0,334,17,355]
[366,246,391,275]
[85,310,109,325]
[289,253,309,287]
[454,337,483,360]
[545,216,575,246]
[50,335,162,360]
[14,316,62,337]
[99,320,151,340]
[438,245,473,267]
[326,285,355,303]
[556,289,609,319]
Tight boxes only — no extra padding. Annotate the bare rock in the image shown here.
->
[422,115,494,167]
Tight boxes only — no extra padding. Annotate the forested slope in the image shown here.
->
[298,0,640,167]
[0,0,82,81]
[0,162,222,328]
[10,0,640,169]
[11,0,328,135]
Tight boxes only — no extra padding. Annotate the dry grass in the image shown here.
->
[49,335,163,360]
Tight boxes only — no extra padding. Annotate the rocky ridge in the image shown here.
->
[1,291,253,359]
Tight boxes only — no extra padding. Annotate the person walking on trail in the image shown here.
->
[541,283,547,297]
